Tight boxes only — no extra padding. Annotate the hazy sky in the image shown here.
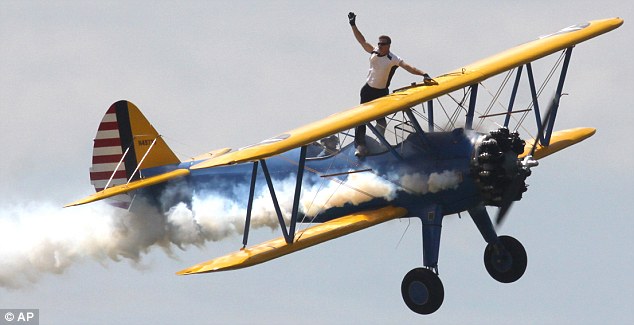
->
[1,1,632,324]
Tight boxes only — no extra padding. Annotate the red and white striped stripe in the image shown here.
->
[90,106,131,208]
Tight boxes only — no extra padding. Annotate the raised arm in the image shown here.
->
[348,12,374,53]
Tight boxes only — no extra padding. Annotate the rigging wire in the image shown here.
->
[514,50,567,134]
[395,218,412,249]
[160,135,211,161]
[412,105,444,132]
[445,88,470,129]
[163,50,571,241]
[475,69,514,131]
[275,114,427,232]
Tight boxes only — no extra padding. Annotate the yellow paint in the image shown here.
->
[191,18,622,170]
[177,206,408,275]
[65,169,190,207]
[520,127,596,160]
[126,101,181,169]
[190,147,232,162]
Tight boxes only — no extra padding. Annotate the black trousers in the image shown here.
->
[355,83,389,146]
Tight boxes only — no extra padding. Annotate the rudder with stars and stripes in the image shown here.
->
[89,100,181,209]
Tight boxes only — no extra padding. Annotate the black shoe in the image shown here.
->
[355,145,368,157]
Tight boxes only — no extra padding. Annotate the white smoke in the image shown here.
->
[397,170,462,194]
[302,171,397,217]
[163,171,399,244]
[0,202,165,289]
[0,169,461,289]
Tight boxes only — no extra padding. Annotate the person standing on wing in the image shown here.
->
[348,12,436,157]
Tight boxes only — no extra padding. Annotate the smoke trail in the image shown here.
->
[0,183,293,288]
[160,170,462,242]
[0,201,165,289]
[302,171,397,217]
[397,170,462,194]
[0,169,461,289]
[163,171,399,244]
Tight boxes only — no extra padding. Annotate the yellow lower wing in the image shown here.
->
[177,206,408,275]
[520,127,596,160]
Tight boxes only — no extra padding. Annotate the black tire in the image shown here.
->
[401,268,444,315]
[484,235,527,283]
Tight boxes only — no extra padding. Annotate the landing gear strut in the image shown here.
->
[401,268,444,314]
[402,206,445,314]
[484,235,527,283]
[469,206,528,283]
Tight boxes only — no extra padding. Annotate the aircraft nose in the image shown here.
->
[472,128,530,206]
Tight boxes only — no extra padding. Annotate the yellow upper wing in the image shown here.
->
[191,18,622,170]
[177,206,408,274]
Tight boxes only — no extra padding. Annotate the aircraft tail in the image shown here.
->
[89,100,181,208]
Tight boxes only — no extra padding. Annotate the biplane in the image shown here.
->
[67,17,623,314]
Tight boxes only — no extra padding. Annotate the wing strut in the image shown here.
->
[465,84,479,129]
[242,161,259,248]
[243,146,307,246]
[367,123,403,160]
[288,145,307,241]
[427,100,435,132]
[544,47,573,145]
[405,108,434,151]
[526,63,545,143]
[260,159,291,242]
[525,47,574,146]
[504,66,524,127]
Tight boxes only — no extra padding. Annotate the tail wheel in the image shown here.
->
[401,268,444,314]
[484,235,527,283]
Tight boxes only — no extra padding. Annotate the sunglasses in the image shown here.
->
[378,42,390,46]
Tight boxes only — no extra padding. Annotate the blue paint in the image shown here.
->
[139,129,484,223]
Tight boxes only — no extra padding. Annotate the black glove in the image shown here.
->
[348,12,356,26]
[423,73,438,85]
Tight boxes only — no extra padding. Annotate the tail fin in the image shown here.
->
[89,100,180,208]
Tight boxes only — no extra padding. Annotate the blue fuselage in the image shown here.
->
[139,129,484,222]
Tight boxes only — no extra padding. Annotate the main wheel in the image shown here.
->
[484,235,527,283]
[401,268,444,314]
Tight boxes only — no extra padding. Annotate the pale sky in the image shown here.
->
[1,1,632,324]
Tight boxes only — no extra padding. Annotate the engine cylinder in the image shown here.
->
[472,128,528,206]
